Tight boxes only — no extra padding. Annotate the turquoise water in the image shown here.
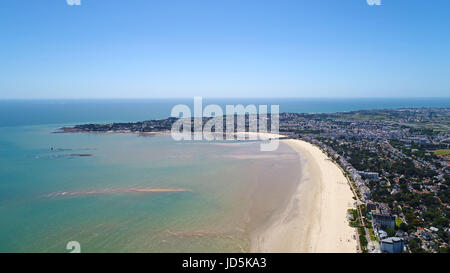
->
[0,98,448,252]
[0,124,300,252]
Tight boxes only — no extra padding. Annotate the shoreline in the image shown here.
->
[55,128,357,252]
[251,138,358,253]
[56,129,286,140]
[55,128,171,136]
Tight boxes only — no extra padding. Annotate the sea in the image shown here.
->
[0,98,449,252]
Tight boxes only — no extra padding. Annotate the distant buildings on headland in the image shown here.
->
[62,107,450,253]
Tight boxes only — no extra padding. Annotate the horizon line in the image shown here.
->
[1,96,450,101]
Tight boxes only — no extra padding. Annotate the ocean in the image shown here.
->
[1,98,449,127]
[0,98,448,252]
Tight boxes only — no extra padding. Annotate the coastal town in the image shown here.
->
[279,108,449,253]
[61,107,450,253]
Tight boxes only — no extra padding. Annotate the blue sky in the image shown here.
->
[0,0,449,99]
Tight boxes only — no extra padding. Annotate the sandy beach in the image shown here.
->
[251,138,357,253]
[233,132,287,140]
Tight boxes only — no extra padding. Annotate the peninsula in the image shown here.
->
[60,107,450,253]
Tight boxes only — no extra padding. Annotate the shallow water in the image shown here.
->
[3,98,443,252]
[0,125,301,252]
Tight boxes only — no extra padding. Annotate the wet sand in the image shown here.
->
[251,139,357,253]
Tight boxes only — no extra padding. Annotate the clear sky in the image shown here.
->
[0,0,449,99]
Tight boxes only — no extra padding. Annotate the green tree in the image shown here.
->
[386,227,396,237]
[399,222,408,232]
